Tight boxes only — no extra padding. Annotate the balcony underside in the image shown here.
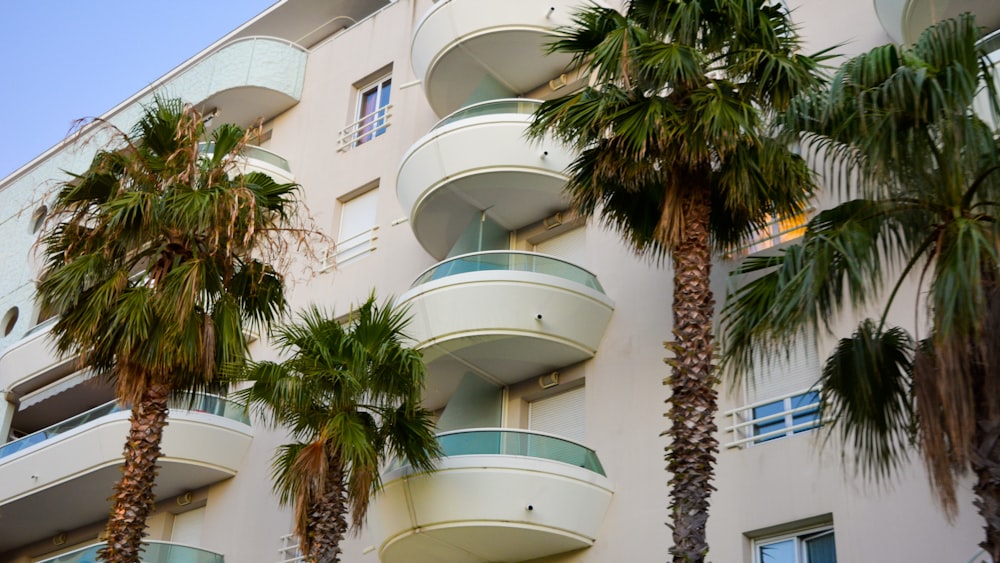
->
[401,271,613,409]
[397,113,574,259]
[0,323,74,399]
[373,456,613,563]
[0,411,251,552]
[411,0,579,116]
[874,0,1000,44]
[195,85,299,134]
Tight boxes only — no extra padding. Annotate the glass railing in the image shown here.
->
[0,394,249,461]
[979,28,1000,59]
[410,251,605,293]
[38,540,225,562]
[197,142,291,172]
[22,316,58,337]
[431,99,541,131]
[392,428,606,476]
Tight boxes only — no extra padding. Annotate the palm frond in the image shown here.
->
[819,320,915,480]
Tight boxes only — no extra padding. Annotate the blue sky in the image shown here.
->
[0,1,277,179]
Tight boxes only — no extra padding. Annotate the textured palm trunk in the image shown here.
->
[98,383,170,563]
[303,462,348,563]
[665,189,717,563]
[971,283,1000,561]
[972,419,1000,561]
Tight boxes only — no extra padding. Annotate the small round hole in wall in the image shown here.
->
[31,205,48,234]
[3,307,19,336]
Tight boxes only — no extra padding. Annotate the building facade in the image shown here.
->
[0,0,993,561]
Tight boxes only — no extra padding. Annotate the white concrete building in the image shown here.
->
[0,1,992,561]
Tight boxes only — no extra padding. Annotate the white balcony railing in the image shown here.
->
[320,227,379,271]
[337,105,393,151]
[277,533,305,563]
[724,388,825,449]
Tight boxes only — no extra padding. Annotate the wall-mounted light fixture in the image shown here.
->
[538,371,559,389]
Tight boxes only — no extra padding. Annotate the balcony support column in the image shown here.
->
[0,391,17,444]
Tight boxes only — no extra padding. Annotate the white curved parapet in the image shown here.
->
[400,251,613,407]
[0,396,252,552]
[372,429,614,563]
[397,100,575,259]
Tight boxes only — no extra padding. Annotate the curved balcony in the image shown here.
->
[38,540,225,562]
[874,0,1000,44]
[400,251,613,408]
[411,0,580,116]
[397,99,575,259]
[0,318,74,399]
[0,395,252,552]
[176,36,307,129]
[373,428,613,563]
[199,142,295,184]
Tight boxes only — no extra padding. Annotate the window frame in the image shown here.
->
[353,75,392,146]
[327,186,379,269]
[753,525,836,563]
[750,390,821,444]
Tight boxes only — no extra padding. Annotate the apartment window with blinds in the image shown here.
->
[534,225,587,267]
[528,385,585,443]
[332,188,378,268]
[527,385,587,468]
[724,341,823,448]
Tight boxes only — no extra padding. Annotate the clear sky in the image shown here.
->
[0,1,278,179]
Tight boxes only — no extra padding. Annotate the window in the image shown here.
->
[751,390,821,443]
[724,342,823,448]
[2,307,18,336]
[528,385,585,443]
[30,205,47,234]
[755,527,837,563]
[733,210,810,257]
[327,188,378,269]
[340,75,392,150]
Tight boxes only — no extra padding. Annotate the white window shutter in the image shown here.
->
[535,226,586,267]
[749,341,821,403]
[528,385,585,443]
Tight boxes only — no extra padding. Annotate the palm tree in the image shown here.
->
[721,15,1000,559]
[237,296,439,563]
[527,1,826,560]
[36,98,300,562]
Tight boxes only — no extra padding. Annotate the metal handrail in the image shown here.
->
[391,427,606,476]
[0,394,249,461]
[197,142,292,172]
[723,387,819,415]
[430,98,542,132]
[724,387,824,449]
[409,250,605,293]
[35,540,225,562]
[337,105,393,150]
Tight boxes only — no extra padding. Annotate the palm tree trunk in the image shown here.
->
[304,461,349,563]
[99,383,171,563]
[972,419,1000,561]
[665,189,717,563]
